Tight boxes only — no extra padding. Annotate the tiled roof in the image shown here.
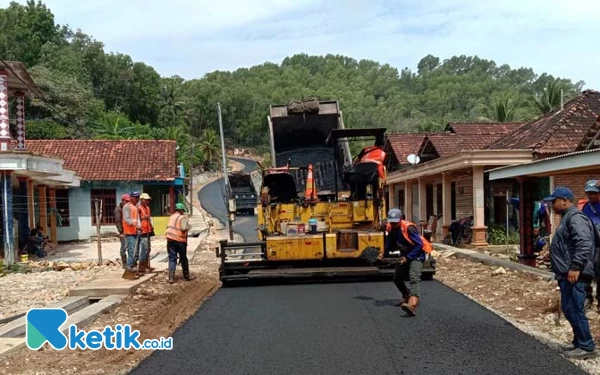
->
[486,90,600,155]
[421,133,507,157]
[447,122,526,135]
[385,133,429,164]
[25,140,178,181]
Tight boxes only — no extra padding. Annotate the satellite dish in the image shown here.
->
[407,154,421,166]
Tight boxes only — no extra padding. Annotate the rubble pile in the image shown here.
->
[6,259,122,274]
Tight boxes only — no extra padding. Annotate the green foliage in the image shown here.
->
[487,225,520,245]
[0,1,586,167]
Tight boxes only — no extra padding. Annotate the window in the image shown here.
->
[90,189,117,225]
[55,189,70,227]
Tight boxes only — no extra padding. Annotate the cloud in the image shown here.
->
[2,0,599,88]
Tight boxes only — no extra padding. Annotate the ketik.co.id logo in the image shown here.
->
[26,308,172,350]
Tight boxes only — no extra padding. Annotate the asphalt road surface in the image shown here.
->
[198,157,258,242]
[137,157,584,374]
[131,280,583,375]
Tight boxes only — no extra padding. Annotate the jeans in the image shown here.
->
[119,236,127,260]
[393,259,423,297]
[559,280,595,351]
[167,239,189,274]
[138,235,149,263]
[125,235,139,270]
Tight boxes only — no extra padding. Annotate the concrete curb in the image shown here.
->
[0,295,124,358]
[0,296,90,338]
[434,243,554,281]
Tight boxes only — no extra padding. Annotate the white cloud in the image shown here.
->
[2,0,599,88]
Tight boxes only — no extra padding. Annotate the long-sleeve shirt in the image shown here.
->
[582,201,600,230]
[385,224,425,261]
[114,205,124,233]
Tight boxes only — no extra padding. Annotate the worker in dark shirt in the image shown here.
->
[580,180,600,311]
[385,208,426,317]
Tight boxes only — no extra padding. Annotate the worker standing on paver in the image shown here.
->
[115,194,129,269]
[353,136,386,181]
[544,187,597,359]
[122,191,142,280]
[166,203,196,284]
[137,193,154,274]
[385,208,426,317]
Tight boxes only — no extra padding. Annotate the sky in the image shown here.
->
[2,0,600,89]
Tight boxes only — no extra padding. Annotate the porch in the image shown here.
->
[387,150,533,248]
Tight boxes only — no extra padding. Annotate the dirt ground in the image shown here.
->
[435,253,600,374]
[0,247,221,375]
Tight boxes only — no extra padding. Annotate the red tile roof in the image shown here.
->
[447,122,526,135]
[25,140,178,181]
[385,133,430,163]
[486,90,600,155]
[420,133,507,157]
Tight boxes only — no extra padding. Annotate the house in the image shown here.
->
[25,140,185,242]
[1,60,81,266]
[385,121,530,245]
[385,90,600,254]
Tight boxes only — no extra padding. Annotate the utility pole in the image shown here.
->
[217,103,234,240]
[94,198,103,264]
[189,142,195,215]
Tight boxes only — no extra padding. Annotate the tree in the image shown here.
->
[199,129,220,169]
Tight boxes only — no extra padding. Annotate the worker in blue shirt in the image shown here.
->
[385,208,426,317]
[580,180,600,311]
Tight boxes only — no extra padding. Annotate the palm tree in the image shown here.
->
[199,129,220,169]
[532,80,563,115]
[91,115,134,138]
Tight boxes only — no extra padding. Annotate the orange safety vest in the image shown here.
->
[359,146,386,179]
[166,213,187,243]
[138,204,152,234]
[578,198,589,211]
[386,221,433,253]
[122,202,139,235]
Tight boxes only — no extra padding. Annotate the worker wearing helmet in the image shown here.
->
[386,208,426,317]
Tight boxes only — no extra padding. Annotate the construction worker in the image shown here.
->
[166,203,196,284]
[137,193,154,273]
[580,180,600,311]
[122,191,142,279]
[115,194,129,269]
[385,208,426,317]
[354,137,386,181]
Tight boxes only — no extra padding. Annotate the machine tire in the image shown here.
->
[421,272,435,281]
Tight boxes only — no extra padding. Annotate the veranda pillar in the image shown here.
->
[471,166,488,247]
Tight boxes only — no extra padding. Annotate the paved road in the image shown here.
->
[198,157,258,242]
[135,156,584,374]
[131,280,583,375]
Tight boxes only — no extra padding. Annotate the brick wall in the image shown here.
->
[552,173,599,228]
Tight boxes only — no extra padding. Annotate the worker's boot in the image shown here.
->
[395,294,410,307]
[168,270,175,284]
[401,296,419,317]
[121,256,127,269]
[183,268,196,281]
[122,269,139,280]
[146,259,155,272]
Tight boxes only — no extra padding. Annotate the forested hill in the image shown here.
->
[0,1,585,167]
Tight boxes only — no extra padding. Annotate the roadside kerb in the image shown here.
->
[0,295,124,358]
[433,243,554,281]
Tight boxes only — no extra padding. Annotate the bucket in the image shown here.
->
[20,254,28,263]
[308,219,318,234]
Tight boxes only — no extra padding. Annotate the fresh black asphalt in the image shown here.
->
[130,280,583,374]
[130,156,583,374]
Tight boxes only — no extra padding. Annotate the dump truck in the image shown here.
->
[228,171,257,215]
[216,99,436,282]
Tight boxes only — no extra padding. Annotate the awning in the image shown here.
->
[386,150,533,183]
[488,148,600,180]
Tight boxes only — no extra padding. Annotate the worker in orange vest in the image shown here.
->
[166,203,196,284]
[137,193,155,274]
[354,137,386,181]
[122,191,142,280]
[385,208,427,317]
